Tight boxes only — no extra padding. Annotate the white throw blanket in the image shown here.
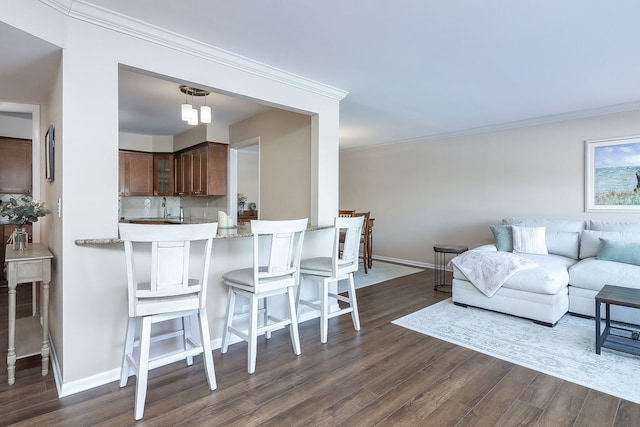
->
[450,250,538,297]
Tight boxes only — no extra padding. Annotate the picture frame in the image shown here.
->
[585,135,640,212]
[45,124,54,182]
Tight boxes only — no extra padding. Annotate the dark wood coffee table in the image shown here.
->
[595,285,640,355]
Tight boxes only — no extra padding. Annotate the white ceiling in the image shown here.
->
[3,1,640,149]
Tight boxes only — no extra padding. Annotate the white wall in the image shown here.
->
[340,109,640,267]
[119,132,175,152]
[0,115,32,138]
[230,109,312,221]
[2,0,342,395]
[237,150,259,209]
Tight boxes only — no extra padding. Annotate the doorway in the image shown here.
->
[229,137,259,221]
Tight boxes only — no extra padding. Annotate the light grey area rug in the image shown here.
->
[338,261,423,293]
[393,299,640,404]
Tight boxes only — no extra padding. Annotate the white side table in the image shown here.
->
[5,243,53,385]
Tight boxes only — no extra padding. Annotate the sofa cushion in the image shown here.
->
[569,257,640,291]
[579,230,640,259]
[590,220,640,232]
[500,253,574,294]
[597,238,640,266]
[453,252,574,295]
[503,218,583,258]
[546,230,581,259]
[503,217,586,232]
[512,226,548,255]
[490,225,513,252]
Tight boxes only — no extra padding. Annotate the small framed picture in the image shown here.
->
[45,124,54,182]
[585,135,640,212]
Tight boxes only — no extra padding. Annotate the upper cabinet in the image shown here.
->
[175,150,192,196]
[120,142,227,197]
[176,142,227,196]
[0,138,32,194]
[153,153,174,196]
[119,150,154,196]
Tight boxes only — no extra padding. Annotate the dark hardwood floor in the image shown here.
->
[1,269,640,426]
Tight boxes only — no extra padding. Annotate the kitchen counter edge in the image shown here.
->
[75,223,331,245]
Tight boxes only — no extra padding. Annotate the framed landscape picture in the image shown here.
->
[585,135,640,212]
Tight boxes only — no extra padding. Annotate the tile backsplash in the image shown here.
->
[119,195,227,220]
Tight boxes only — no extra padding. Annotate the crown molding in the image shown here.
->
[342,100,640,152]
[39,0,348,101]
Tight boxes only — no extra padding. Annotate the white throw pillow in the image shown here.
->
[512,226,548,255]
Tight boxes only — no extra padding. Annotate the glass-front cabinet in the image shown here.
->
[153,153,174,196]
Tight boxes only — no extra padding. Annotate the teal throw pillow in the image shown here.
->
[490,225,513,252]
[596,238,640,266]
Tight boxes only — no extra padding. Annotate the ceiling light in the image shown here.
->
[187,108,198,125]
[201,102,211,124]
[180,90,192,121]
[179,85,211,126]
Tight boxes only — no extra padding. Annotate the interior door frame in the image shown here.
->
[228,136,260,222]
[0,101,42,242]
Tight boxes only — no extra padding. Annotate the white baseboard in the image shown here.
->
[372,255,436,270]
[54,308,327,398]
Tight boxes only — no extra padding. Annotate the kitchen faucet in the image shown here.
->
[162,197,167,219]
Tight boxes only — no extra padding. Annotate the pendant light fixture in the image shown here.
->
[181,90,192,121]
[201,97,211,124]
[179,85,211,125]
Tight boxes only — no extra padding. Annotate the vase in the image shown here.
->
[13,227,27,251]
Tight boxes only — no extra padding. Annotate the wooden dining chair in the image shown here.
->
[353,212,371,274]
[119,222,218,420]
[338,209,355,217]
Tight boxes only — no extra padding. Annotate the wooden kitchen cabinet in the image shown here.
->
[0,138,32,194]
[153,153,174,196]
[176,142,227,196]
[175,151,192,196]
[190,146,208,195]
[119,150,153,196]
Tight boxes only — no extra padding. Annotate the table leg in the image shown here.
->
[433,252,438,290]
[367,229,373,269]
[32,282,37,316]
[595,300,601,355]
[434,251,445,290]
[7,281,17,385]
[41,280,50,376]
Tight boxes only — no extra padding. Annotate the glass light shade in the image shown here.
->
[200,105,211,123]
[181,103,192,121]
[187,107,198,125]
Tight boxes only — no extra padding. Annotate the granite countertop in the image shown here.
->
[75,220,329,245]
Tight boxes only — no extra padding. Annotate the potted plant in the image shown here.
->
[0,196,51,250]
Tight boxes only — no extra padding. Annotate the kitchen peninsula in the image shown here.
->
[74,220,335,358]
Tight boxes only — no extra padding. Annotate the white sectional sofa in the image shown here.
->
[451,218,640,327]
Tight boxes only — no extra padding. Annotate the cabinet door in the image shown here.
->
[118,152,126,195]
[153,153,174,196]
[120,151,153,196]
[0,138,32,194]
[191,147,208,195]
[206,142,228,195]
[175,151,192,196]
